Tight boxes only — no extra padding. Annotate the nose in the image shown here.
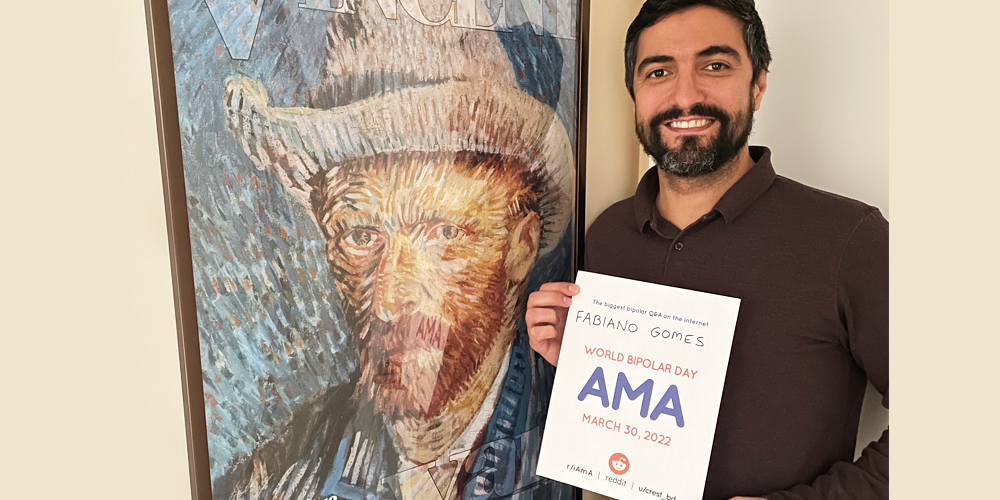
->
[371,235,421,322]
[671,69,706,113]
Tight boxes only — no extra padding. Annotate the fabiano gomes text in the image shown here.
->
[574,309,706,347]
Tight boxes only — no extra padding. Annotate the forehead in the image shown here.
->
[636,5,747,62]
[345,155,519,194]
[321,154,523,220]
[358,160,500,196]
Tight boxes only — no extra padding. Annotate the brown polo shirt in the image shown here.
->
[583,146,888,500]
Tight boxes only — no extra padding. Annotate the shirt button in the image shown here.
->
[674,242,684,251]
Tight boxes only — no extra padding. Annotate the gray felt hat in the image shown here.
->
[223,0,574,253]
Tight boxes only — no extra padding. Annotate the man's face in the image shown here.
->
[312,153,540,423]
[632,6,767,177]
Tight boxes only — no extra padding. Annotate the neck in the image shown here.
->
[655,145,754,230]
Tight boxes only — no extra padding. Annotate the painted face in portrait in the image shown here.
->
[198,2,581,499]
[221,0,575,472]
[310,152,543,461]
[223,75,573,472]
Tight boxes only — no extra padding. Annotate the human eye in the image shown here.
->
[339,227,384,253]
[427,223,467,242]
[647,68,669,79]
[704,61,730,72]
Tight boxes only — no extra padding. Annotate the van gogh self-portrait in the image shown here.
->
[162,1,580,499]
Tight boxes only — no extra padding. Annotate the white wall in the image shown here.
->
[0,1,886,499]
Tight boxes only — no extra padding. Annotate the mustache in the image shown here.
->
[364,313,451,387]
[363,313,451,355]
[649,103,731,130]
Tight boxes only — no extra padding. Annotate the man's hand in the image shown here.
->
[525,282,580,366]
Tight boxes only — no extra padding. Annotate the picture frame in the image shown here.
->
[145,1,590,499]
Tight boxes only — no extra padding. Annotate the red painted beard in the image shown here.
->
[353,306,507,422]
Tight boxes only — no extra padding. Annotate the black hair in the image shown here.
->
[624,0,771,98]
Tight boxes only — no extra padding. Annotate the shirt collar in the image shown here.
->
[633,146,777,234]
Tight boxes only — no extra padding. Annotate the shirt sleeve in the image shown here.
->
[764,209,889,500]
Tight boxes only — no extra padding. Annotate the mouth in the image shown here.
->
[662,116,717,133]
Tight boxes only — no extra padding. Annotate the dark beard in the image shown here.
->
[636,100,754,178]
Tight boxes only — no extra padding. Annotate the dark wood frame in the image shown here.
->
[575,0,591,277]
[144,1,591,498]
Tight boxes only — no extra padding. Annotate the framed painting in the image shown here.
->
[145,1,589,499]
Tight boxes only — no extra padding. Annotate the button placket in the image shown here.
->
[662,215,709,278]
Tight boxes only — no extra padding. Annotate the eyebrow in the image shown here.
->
[636,45,742,75]
[697,45,741,60]
[636,54,675,74]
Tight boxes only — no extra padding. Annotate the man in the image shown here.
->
[212,3,577,499]
[527,1,888,499]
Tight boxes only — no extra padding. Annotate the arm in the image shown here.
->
[762,210,890,500]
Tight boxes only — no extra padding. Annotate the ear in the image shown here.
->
[752,70,768,111]
[506,212,542,283]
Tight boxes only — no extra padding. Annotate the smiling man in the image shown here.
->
[527,1,888,499]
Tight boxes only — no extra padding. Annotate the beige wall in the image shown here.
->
[0,2,191,499]
[583,0,646,229]
[0,1,909,500]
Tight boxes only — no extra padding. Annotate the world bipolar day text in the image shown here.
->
[584,345,699,380]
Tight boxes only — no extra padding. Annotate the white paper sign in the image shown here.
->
[537,271,741,500]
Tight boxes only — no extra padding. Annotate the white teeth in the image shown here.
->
[670,119,710,129]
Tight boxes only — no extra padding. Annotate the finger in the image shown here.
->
[542,343,561,367]
[528,324,560,342]
[528,335,546,352]
[525,308,559,328]
[539,281,581,296]
[527,291,573,309]
[528,338,561,367]
[528,336,553,356]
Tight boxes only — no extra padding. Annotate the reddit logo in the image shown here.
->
[608,453,630,475]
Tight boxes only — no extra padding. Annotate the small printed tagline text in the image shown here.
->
[590,299,710,327]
